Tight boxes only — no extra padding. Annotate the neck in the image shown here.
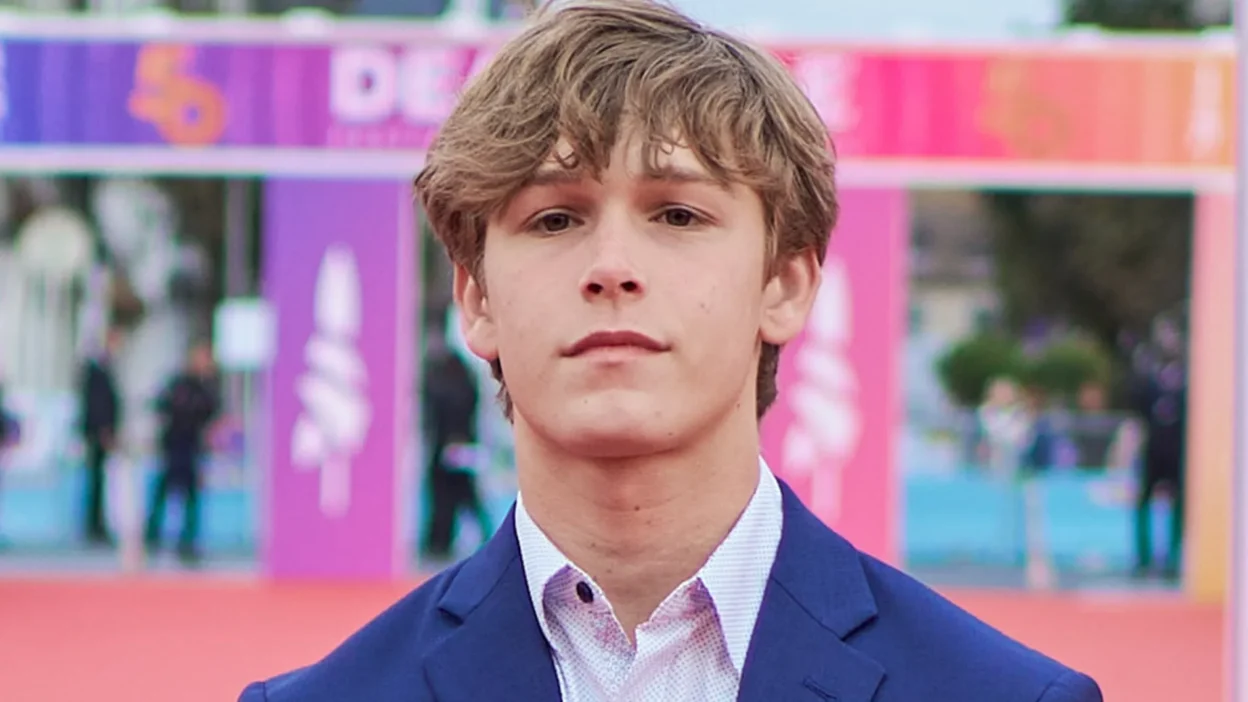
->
[515,407,761,638]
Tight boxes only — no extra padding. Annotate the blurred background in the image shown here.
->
[0,0,1239,700]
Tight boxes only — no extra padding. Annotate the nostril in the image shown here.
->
[587,282,604,294]
[621,281,639,293]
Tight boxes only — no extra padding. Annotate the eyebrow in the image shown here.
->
[523,164,729,190]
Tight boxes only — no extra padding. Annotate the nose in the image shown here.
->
[579,213,646,301]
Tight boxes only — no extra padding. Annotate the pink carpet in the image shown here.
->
[0,578,1225,701]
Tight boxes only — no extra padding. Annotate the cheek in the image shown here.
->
[489,277,556,356]
[686,282,764,354]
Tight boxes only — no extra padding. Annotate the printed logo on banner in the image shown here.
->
[781,258,861,522]
[291,245,372,518]
[326,45,496,148]
[128,44,228,147]
[978,59,1072,159]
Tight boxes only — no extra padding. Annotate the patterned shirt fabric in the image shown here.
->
[514,459,784,702]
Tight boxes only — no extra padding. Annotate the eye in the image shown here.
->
[533,211,577,234]
[658,207,701,228]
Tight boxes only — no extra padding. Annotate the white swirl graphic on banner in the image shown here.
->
[782,258,861,523]
[291,245,372,518]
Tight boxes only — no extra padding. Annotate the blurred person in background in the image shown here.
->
[977,377,1030,481]
[420,341,492,564]
[144,342,219,565]
[1019,384,1056,589]
[1130,316,1188,581]
[978,377,1055,588]
[0,378,16,548]
[79,326,124,547]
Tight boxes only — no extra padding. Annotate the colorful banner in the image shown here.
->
[262,179,416,579]
[761,188,908,564]
[0,37,1235,171]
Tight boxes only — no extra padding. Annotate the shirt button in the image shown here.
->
[575,581,594,604]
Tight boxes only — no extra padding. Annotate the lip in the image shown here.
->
[563,330,670,357]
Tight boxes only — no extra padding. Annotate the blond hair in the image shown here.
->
[415,0,838,419]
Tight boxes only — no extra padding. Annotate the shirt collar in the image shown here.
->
[514,458,784,674]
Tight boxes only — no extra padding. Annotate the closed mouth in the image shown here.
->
[564,330,669,357]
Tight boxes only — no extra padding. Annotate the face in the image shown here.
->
[987,379,1017,407]
[1153,319,1183,356]
[1078,383,1106,412]
[189,345,215,376]
[454,135,820,459]
[105,329,124,357]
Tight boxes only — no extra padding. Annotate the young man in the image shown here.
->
[241,2,1102,700]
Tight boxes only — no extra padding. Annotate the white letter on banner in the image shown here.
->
[398,47,462,124]
[330,46,397,124]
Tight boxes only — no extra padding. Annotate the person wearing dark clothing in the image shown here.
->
[80,330,124,546]
[420,348,492,562]
[145,345,220,564]
[0,386,14,449]
[1131,357,1187,580]
[0,384,15,546]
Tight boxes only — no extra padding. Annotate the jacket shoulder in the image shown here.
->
[855,556,1101,702]
[241,564,465,702]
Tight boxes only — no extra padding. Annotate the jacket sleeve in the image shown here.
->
[1036,670,1103,702]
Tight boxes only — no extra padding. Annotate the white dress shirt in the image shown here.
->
[514,459,784,702]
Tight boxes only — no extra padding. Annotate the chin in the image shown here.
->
[538,395,685,459]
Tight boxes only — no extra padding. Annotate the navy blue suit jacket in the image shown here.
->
[241,483,1102,702]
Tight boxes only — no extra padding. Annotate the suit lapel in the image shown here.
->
[737,483,886,702]
[424,508,561,702]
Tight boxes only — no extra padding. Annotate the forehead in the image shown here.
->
[527,133,734,188]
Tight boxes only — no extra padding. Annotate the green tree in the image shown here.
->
[936,333,1025,407]
[1065,0,1203,29]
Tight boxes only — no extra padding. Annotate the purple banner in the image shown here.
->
[0,39,493,149]
[262,178,416,579]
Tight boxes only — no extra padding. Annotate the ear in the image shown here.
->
[760,249,821,346]
[452,263,499,362]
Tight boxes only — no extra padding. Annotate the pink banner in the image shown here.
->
[761,188,907,564]
[773,48,1233,169]
[262,179,417,579]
